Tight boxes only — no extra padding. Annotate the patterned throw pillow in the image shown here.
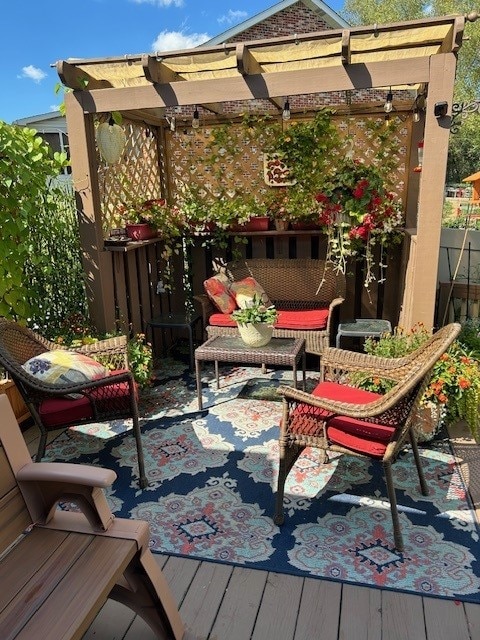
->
[203,273,237,314]
[229,277,273,309]
[22,350,108,391]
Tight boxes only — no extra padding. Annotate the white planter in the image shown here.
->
[238,323,273,347]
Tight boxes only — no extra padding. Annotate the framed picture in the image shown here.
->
[263,153,296,186]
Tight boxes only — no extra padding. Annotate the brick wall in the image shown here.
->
[225,2,329,42]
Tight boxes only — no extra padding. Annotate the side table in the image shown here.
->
[147,312,201,370]
[195,336,306,410]
[336,319,392,348]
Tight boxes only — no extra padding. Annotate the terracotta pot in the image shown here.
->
[230,216,270,232]
[125,223,157,241]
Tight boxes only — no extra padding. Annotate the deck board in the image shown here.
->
[382,591,426,640]
[209,567,268,640]
[339,584,382,640]
[250,572,303,640]
[294,577,341,640]
[424,598,472,640]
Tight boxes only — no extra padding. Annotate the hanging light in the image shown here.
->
[192,107,200,129]
[282,98,291,121]
[95,116,126,165]
[413,108,420,123]
[384,88,393,114]
[166,116,176,132]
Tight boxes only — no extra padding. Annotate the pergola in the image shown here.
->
[57,13,477,334]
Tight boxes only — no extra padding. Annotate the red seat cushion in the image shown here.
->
[208,308,329,330]
[209,312,237,327]
[290,381,396,458]
[276,309,329,330]
[39,370,134,428]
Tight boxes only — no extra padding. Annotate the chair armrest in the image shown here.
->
[21,369,133,398]
[325,297,345,334]
[277,384,397,419]
[17,462,116,531]
[321,346,409,374]
[17,462,116,487]
[76,335,128,370]
[194,294,216,327]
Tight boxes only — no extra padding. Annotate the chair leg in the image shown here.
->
[274,442,303,525]
[409,428,429,496]
[111,549,184,640]
[132,412,148,489]
[383,460,404,552]
[36,426,48,461]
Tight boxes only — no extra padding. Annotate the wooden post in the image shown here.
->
[64,92,117,333]
[399,53,457,329]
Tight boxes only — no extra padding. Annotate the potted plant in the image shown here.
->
[231,296,278,347]
[350,324,480,442]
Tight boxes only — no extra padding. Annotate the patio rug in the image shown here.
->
[44,361,480,604]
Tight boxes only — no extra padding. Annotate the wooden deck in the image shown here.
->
[22,422,480,640]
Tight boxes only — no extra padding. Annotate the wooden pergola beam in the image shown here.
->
[56,61,110,91]
[74,57,431,114]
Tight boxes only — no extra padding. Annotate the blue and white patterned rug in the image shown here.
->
[44,359,480,603]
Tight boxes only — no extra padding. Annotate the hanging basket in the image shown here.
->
[96,121,126,164]
[238,323,273,347]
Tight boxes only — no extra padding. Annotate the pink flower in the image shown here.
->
[349,225,369,241]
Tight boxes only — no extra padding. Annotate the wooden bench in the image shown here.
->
[196,258,346,356]
[0,395,184,640]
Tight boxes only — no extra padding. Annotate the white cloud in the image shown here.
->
[131,0,184,7]
[18,65,47,83]
[152,30,210,52]
[218,10,247,25]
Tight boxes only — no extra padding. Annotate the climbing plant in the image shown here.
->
[0,120,88,330]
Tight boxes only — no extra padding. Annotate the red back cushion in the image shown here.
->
[204,273,237,314]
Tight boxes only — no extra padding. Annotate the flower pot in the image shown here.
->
[244,216,270,232]
[291,221,320,230]
[125,223,157,241]
[274,219,290,231]
[412,403,443,442]
[229,216,270,232]
[238,322,273,347]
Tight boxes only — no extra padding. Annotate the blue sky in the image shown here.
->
[0,0,345,124]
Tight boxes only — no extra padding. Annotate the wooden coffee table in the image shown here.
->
[195,336,306,410]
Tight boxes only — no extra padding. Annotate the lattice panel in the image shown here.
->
[334,114,409,198]
[166,125,270,204]
[166,114,409,206]
[99,119,163,233]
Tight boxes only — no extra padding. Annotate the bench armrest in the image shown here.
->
[17,462,116,532]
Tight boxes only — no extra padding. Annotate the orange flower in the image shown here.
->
[440,353,449,361]
[459,378,471,389]
[438,393,448,403]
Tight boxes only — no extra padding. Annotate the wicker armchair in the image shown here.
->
[274,322,461,551]
[0,320,147,489]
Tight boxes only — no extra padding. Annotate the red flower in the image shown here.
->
[315,192,329,203]
[362,213,376,230]
[349,225,369,241]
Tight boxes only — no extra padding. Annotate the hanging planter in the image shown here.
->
[96,117,126,164]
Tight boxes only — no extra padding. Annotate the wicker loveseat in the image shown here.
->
[195,258,346,356]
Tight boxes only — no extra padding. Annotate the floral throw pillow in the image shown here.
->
[204,273,237,314]
[230,277,273,309]
[22,350,108,397]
